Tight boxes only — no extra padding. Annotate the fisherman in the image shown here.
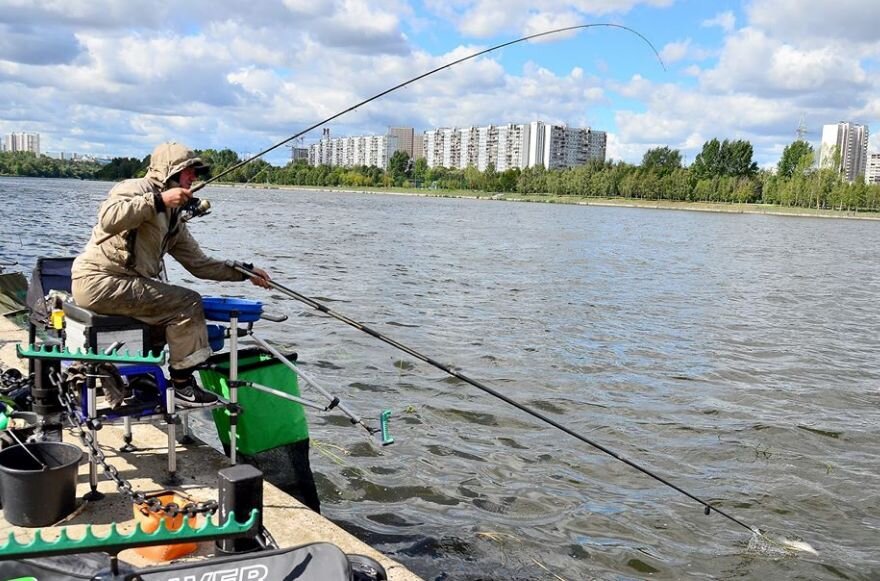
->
[72,141,271,408]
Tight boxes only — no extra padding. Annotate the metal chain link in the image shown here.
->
[0,365,33,393]
[48,367,218,516]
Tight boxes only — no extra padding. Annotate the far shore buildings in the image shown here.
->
[819,122,869,183]
[424,121,606,171]
[307,128,399,169]
[1,132,40,155]
[866,153,880,185]
[308,122,606,171]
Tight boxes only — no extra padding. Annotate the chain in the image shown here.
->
[0,365,33,393]
[48,367,218,517]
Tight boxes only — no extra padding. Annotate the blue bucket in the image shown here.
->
[202,297,263,322]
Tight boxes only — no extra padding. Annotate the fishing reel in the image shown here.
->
[180,196,212,223]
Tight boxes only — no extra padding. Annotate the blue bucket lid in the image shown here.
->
[202,297,263,322]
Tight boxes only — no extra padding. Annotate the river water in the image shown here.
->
[1,177,878,580]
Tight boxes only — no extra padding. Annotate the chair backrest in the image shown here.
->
[26,257,76,326]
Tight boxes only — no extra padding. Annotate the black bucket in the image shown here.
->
[0,442,83,527]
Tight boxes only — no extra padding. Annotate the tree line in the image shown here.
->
[3,139,879,212]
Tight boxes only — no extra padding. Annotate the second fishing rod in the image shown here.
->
[227,261,759,536]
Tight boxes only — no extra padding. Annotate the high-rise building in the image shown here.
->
[423,129,445,169]
[819,122,869,183]
[290,147,309,163]
[412,134,425,160]
[4,132,40,155]
[866,153,880,185]
[420,121,606,171]
[387,127,415,158]
[307,133,399,169]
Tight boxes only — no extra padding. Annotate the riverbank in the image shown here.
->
[0,316,421,580]
[220,182,880,221]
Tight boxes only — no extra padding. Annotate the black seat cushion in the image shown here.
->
[62,302,146,329]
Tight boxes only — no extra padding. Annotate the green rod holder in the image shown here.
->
[0,510,258,560]
[16,344,165,365]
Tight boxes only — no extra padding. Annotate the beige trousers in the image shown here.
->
[72,274,211,370]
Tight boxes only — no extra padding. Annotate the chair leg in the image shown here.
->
[120,416,136,453]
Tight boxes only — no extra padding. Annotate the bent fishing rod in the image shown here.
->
[190,23,665,194]
[228,261,758,536]
[96,24,663,245]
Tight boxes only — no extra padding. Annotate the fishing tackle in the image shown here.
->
[180,197,212,222]
[191,23,665,194]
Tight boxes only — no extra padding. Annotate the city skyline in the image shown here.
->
[1,1,878,168]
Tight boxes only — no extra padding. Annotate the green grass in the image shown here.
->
[218,183,880,220]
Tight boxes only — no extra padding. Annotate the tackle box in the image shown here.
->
[62,302,149,355]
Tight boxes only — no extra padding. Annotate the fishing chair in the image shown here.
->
[24,256,195,489]
[25,256,76,352]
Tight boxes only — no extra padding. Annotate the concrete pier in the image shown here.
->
[0,315,422,579]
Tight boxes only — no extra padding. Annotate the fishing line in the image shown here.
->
[228,262,758,535]
[191,23,665,194]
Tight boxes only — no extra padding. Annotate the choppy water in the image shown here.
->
[2,177,878,580]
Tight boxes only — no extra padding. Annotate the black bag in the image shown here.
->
[0,543,388,581]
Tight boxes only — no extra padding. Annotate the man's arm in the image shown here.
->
[167,225,245,281]
[96,186,161,236]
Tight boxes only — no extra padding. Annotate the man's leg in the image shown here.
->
[72,274,218,407]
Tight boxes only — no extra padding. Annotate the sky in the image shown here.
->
[1,0,879,167]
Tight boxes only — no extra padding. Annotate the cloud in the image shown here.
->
[0,25,82,65]
[425,0,674,37]
[660,39,691,64]
[700,28,870,98]
[701,10,735,33]
[1,0,876,170]
[747,0,880,44]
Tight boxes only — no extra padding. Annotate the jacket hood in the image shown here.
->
[145,142,209,185]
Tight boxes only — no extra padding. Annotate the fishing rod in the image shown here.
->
[227,261,758,535]
[95,24,663,244]
[190,23,665,194]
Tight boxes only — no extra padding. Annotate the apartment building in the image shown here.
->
[865,152,880,185]
[307,132,399,169]
[819,122,869,183]
[422,121,606,172]
[3,132,40,155]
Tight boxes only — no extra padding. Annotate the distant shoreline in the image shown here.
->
[216,182,880,221]
[4,174,877,220]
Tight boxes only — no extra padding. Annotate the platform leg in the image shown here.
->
[163,385,181,486]
[120,416,136,453]
[229,313,239,465]
[179,412,194,444]
[84,368,104,501]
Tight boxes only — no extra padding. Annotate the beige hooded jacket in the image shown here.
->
[72,142,243,283]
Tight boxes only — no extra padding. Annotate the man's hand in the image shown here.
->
[162,187,192,209]
[249,267,272,289]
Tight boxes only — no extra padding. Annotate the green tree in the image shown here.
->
[641,146,682,176]
[387,151,410,186]
[777,140,814,178]
[723,140,759,177]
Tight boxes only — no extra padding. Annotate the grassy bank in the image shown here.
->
[223,182,880,221]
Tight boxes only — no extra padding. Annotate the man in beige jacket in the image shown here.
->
[72,142,270,407]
